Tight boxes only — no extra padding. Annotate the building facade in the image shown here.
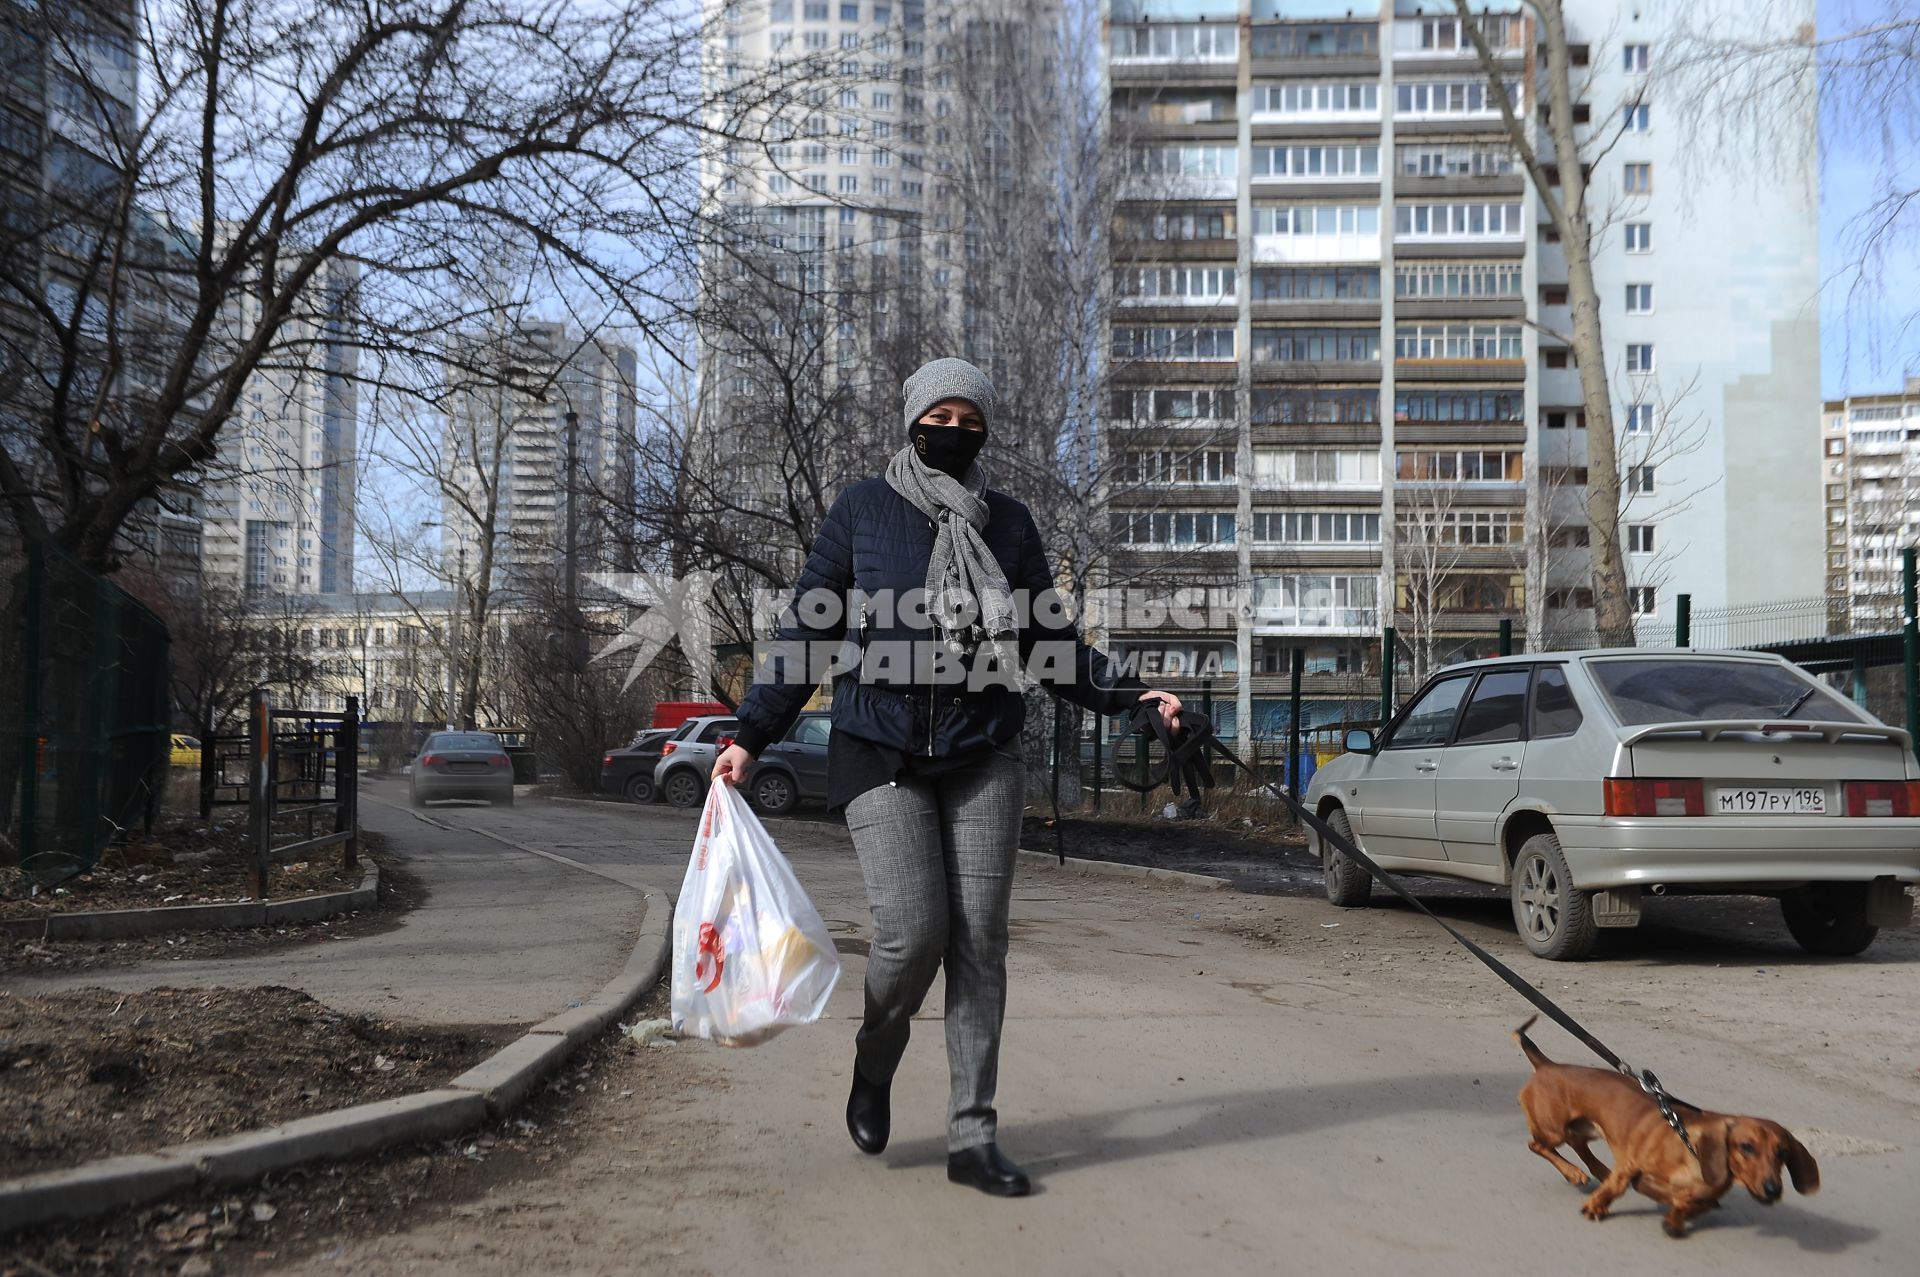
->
[1820,380,1920,631]
[1101,0,1823,743]
[438,320,639,596]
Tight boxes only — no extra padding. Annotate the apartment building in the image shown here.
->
[438,320,639,595]
[199,256,360,596]
[1102,0,1822,744]
[1820,380,1920,631]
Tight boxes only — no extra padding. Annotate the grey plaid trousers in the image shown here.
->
[843,744,1025,1152]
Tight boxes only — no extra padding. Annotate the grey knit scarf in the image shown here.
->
[884,445,1018,662]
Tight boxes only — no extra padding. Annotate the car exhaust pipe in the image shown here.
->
[1648,884,1667,896]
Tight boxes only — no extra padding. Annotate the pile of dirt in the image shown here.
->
[0,986,510,1176]
[0,821,365,919]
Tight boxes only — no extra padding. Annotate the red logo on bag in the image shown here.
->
[695,921,725,993]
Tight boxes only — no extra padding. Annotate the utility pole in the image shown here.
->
[447,544,466,728]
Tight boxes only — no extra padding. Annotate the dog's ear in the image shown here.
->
[1692,1117,1734,1186]
[1772,1123,1820,1196]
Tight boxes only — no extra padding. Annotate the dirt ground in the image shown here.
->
[0,841,415,980]
[0,985,512,1177]
[0,990,675,1277]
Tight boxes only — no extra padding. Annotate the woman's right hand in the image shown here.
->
[711,743,753,786]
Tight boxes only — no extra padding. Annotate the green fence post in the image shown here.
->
[337,695,359,871]
[1288,648,1304,795]
[1676,594,1692,648]
[1498,619,1513,657]
[248,688,272,901]
[1905,550,1918,764]
[1201,676,1212,721]
[1380,626,1396,724]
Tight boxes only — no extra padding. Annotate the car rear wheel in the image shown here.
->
[1511,832,1598,961]
[1320,807,1371,908]
[623,773,655,805]
[752,770,799,816]
[662,769,705,809]
[1781,883,1878,956]
[410,783,426,809]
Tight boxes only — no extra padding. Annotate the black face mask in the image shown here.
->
[909,423,986,478]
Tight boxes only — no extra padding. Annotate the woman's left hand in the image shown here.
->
[1140,690,1183,731]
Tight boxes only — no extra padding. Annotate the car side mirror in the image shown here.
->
[1344,729,1376,754]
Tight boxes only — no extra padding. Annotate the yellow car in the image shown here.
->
[170,734,202,768]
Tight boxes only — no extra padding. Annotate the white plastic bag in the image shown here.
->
[671,779,841,1047]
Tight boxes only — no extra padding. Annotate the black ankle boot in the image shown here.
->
[845,1066,889,1155]
[947,1143,1031,1197]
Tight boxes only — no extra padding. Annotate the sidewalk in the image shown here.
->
[7,780,648,1027]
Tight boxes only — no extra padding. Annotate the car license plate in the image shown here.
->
[1715,787,1825,815]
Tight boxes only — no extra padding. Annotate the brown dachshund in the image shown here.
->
[1513,1016,1820,1237]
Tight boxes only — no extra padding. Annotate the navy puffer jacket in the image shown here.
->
[733,477,1147,759]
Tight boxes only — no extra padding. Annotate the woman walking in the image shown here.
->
[712,356,1180,1197]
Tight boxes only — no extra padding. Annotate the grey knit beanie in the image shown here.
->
[902,357,995,436]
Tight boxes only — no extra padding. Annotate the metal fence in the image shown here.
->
[2,540,171,884]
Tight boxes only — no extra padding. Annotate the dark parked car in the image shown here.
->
[410,731,515,807]
[747,711,832,815]
[600,727,677,803]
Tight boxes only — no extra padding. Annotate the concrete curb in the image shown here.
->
[0,864,381,943]
[1016,848,1232,891]
[0,884,674,1236]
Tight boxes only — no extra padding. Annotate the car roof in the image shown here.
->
[1434,647,1788,676]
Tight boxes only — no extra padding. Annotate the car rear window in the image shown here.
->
[1529,667,1583,737]
[1587,659,1855,726]
[430,733,503,751]
[697,719,740,743]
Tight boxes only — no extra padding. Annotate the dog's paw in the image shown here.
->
[1581,1202,1610,1222]
[1662,1219,1691,1240]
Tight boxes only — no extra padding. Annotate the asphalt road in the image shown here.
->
[260,783,1920,1277]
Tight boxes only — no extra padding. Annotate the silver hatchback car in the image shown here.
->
[1303,650,1920,960]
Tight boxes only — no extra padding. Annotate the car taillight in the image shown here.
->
[1604,778,1705,817]
[603,754,615,768]
[490,754,511,768]
[717,736,734,749]
[421,753,441,767]
[661,742,677,755]
[1843,780,1920,817]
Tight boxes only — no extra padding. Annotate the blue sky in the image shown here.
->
[1819,0,1918,397]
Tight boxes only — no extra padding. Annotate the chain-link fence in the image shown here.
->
[1,540,172,884]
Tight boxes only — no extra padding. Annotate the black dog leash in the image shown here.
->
[1113,700,1698,1150]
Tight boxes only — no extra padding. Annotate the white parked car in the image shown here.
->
[1303,650,1920,960]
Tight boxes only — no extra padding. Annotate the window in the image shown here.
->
[1385,675,1473,749]
[1392,202,1526,241]
[1252,266,1381,301]
[1625,222,1652,252]
[771,0,793,18]
[804,1,828,17]
[1404,508,1524,545]
[1130,145,1237,179]
[841,1,859,17]
[1623,103,1650,133]
[1395,79,1522,116]
[1455,670,1530,745]
[1393,14,1526,55]
[1116,207,1235,241]
[1394,323,1523,361]
[1626,343,1655,373]
[1624,403,1655,435]
[838,174,858,193]
[1251,512,1382,545]
[1252,205,1380,236]
[1394,260,1523,299]
[1251,327,1381,362]
[1396,450,1525,483]
[1110,387,1236,421]
[1251,82,1379,116]
[1116,449,1236,485]
[1530,667,1584,737]
[1251,21,1379,58]
[1252,388,1379,423]
[1624,43,1650,72]
[1626,283,1653,314]
[1107,511,1238,547]
[1111,23,1238,61]
[1628,525,1656,553]
[1395,390,1524,422]
[1250,574,1379,628]
[1624,162,1653,194]
[1252,449,1381,486]
[1629,586,1657,615]
[1395,143,1518,178]
[1629,464,1656,493]
[1114,267,1237,301]
[1251,144,1379,179]
[804,30,828,49]
[1110,326,1236,361]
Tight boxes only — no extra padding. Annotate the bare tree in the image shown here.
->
[0,1,764,573]
[1451,0,1636,643]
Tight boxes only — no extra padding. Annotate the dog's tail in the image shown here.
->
[1512,1015,1552,1070]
